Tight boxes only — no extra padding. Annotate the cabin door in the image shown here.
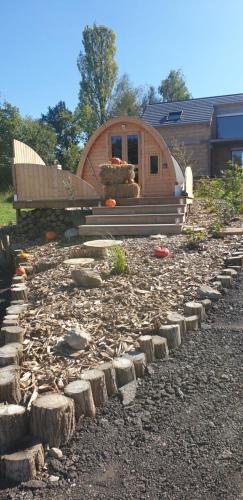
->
[143,153,163,197]
[111,132,141,186]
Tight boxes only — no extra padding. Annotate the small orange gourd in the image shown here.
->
[19,252,29,260]
[16,265,26,276]
[105,199,116,208]
[46,231,57,241]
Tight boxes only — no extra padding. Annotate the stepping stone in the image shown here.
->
[63,258,94,266]
[82,239,123,257]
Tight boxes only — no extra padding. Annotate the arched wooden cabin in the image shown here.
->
[77,116,180,198]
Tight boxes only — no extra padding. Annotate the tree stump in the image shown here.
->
[221,268,238,278]
[200,298,212,311]
[6,304,27,316]
[0,343,23,367]
[158,325,181,349]
[82,239,123,258]
[11,285,28,302]
[1,326,25,345]
[124,351,147,378]
[64,379,96,420]
[0,404,28,453]
[167,312,186,338]
[216,275,233,288]
[185,315,199,331]
[98,362,117,396]
[113,357,136,388]
[80,369,108,406]
[225,255,243,267]
[1,440,44,483]
[152,336,169,359]
[227,265,241,273]
[2,318,19,328]
[184,301,205,324]
[30,393,75,447]
[138,335,154,363]
[0,365,21,404]
[12,276,25,285]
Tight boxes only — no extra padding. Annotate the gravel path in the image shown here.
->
[1,272,242,499]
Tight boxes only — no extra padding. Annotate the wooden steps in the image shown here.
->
[92,204,186,215]
[78,197,188,237]
[78,224,182,236]
[86,213,185,225]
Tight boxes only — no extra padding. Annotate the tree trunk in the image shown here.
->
[0,343,23,367]
[98,362,117,397]
[0,365,21,404]
[64,379,96,420]
[167,312,186,338]
[30,393,75,447]
[113,357,136,388]
[158,325,181,349]
[138,335,154,363]
[80,369,108,406]
[1,440,44,483]
[124,352,147,378]
[184,301,206,324]
[152,336,169,359]
[1,326,24,345]
[0,404,28,453]
[185,315,199,331]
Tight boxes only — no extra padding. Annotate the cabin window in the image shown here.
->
[111,136,122,158]
[150,155,159,174]
[231,149,243,166]
[127,135,138,164]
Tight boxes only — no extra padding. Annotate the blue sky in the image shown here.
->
[1,0,242,118]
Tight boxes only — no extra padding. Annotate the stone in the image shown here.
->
[118,381,137,406]
[71,269,102,288]
[197,285,221,301]
[64,325,91,350]
[64,227,78,240]
[49,475,59,482]
[149,234,168,240]
[64,258,94,266]
[48,447,63,459]
[23,480,46,489]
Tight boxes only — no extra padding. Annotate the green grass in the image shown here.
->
[0,192,16,226]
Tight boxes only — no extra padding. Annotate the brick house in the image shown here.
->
[142,93,243,177]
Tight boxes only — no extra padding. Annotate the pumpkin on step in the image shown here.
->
[105,199,116,208]
[46,231,57,241]
[153,246,171,258]
[111,157,122,165]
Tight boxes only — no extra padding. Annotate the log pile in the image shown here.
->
[16,208,82,239]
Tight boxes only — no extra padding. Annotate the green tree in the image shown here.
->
[109,74,143,117]
[17,117,57,165]
[0,100,22,188]
[41,101,81,171]
[158,69,191,102]
[141,85,161,112]
[77,23,118,140]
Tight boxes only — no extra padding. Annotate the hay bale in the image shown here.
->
[99,164,135,185]
[104,183,140,199]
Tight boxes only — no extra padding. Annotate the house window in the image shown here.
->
[217,115,243,139]
[167,111,183,122]
[111,136,122,158]
[127,135,138,164]
[231,149,243,166]
[150,155,159,174]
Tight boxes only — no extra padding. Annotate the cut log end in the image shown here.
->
[124,351,146,378]
[80,369,108,406]
[98,362,117,397]
[0,404,27,454]
[1,440,44,483]
[0,365,21,404]
[152,336,169,359]
[158,325,181,350]
[184,301,206,324]
[138,335,154,363]
[64,379,96,419]
[113,357,136,387]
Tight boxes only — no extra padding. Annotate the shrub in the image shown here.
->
[111,245,127,274]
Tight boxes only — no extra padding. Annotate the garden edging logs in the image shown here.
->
[0,238,242,483]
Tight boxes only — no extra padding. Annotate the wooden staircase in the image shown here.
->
[78,197,187,237]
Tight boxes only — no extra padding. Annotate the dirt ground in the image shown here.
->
[1,271,242,499]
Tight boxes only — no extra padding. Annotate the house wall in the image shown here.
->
[212,141,243,176]
[81,120,175,197]
[156,123,211,177]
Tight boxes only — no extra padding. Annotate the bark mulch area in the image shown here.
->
[1,269,242,499]
[14,202,242,399]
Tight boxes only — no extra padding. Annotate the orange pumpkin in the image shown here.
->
[19,252,29,260]
[153,246,171,258]
[46,231,57,241]
[105,199,116,208]
[111,157,122,165]
[16,265,26,276]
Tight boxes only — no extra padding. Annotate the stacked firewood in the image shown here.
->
[17,209,86,239]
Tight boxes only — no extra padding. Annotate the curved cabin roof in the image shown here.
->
[77,116,176,178]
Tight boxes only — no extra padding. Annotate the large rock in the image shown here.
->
[64,325,91,350]
[118,381,137,406]
[71,269,102,288]
[64,228,78,240]
[197,285,221,301]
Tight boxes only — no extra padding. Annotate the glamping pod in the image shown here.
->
[77,116,181,198]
